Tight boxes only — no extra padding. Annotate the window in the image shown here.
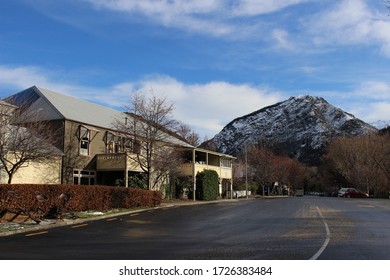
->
[133,139,141,154]
[221,158,232,168]
[123,138,133,150]
[77,125,99,156]
[73,169,96,185]
[104,131,124,154]
[79,126,90,156]
[104,131,140,154]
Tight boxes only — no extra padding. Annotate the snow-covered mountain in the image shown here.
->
[205,95,377,165]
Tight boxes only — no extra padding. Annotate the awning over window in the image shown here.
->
[76,124,100,140]
[80,124,100,132]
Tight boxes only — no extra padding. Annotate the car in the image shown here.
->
[338,188,368,198]
[337,188,349,197]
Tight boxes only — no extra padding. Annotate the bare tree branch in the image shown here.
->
[114,89,188,190]
[324,134,388,195]
[0,102,61,183]
[175,122,200,147]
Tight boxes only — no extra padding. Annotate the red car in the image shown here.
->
[338,188,368,198]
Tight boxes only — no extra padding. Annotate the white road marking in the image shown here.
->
[310,207,331,260]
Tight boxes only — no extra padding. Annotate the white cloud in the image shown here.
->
[113,75,284,138]
[323,80,390,124]
[84,0,229,36]
[3,63,388,138]
[86,0,308,18]
[346,80,390,123]
[350,101,390,124]
[367,102,390,121]
[355,81,390,100]
[307,0,390,57]
[232,0,308,16]
[272,29,295,50]
[23,0,390,56]
[0,64,129,112]
[87,0,221,15]
[0,65,51,89]
[82,0,308,37]
[0,64,283,138]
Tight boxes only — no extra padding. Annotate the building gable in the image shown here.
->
[36,87,122,129]
[5,86,63,121]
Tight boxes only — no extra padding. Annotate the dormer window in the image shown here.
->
[104,131,140,154]
[77,125,99,156]
[79,126,90,156]
[104,131,123,154]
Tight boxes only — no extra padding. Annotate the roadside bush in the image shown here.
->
[0,184,162,212]
[196,170,219,201]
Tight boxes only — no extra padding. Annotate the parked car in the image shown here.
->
[337,188,349,197]
[338,188,368,198]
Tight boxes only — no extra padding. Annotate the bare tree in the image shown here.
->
[175,122,200,147]
[324,135,386,195]
[246,144,275,188]
[115,90,187,191]
[237,143,305,195]
[364,133,390,192]
[0,102,61,184]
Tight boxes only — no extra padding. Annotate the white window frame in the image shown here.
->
[79,127,90,156]
[77,125,99,156]
[73,169,96,185]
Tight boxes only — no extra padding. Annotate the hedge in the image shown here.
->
[0,184,162,213]
[195,170,219,201]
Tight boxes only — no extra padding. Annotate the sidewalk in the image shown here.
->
[0,198,243,237]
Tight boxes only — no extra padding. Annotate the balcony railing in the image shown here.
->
[96,153,232,179]
[180,162,232,179]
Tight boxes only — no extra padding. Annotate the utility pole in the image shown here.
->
[245,143,248,199]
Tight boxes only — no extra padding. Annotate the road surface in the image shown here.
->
[0,196,389,260]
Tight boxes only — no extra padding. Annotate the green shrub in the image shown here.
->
[196,170,219,201]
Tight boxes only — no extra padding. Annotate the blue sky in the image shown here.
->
[1,0,390,138]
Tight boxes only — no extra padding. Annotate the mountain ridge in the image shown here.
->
[204,95,377,165]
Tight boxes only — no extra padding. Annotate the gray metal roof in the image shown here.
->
[35,86,122,129]
[9,86,194,148]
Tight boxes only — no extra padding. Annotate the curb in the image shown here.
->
[0,198,244,237]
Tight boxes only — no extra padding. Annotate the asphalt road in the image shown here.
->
[0,196,389,260]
